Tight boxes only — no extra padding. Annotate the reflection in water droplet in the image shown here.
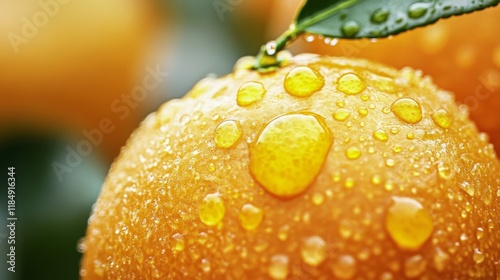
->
[405,255,427,278]
[268,254,289,280]
[214,120,242,148]
[237,81,266,106]
[432,109,452,128]
[391,98,423,124]
[337,73,365,95]
[250,113,333,197]
[341,20,361,37]
[239,203,264,230]
[332,255,357,279]
[385,197,433,250]
[199,193,225,226]
[284,66,324,97]
[371,8,390,24]
[301,236,327,266]
[408,2,431,19]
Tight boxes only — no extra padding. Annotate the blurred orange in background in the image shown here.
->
[0,0,165,159]
[269,1,500,154]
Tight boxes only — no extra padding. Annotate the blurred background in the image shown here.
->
[0,0,499,279]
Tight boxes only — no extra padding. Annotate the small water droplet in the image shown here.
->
[373,129,389,141]
[199,193,226,226]
[371,174,383,185]
[406,133,415,140]
[460,181,475,196]
[250,113,333,197]
[432,109,452,128]
[476,227,484,240]
[404,255,427,278]
[301,236,327,266]
[268,254,289,280]
[76,238,87,253]
[197,232,208,244]
[278,225,290,241]
[385,197,433,250]
[284,66,324,97]
[304,34,315,42]
[385,158,395,167]
[437,161,451,179]
[171,233,185,251]
[201,259,211,273]
[332,255,357,279]
[265,41,277,55]
[341,20,361,37]
[371,8,390,24]
[312,192,325,205]
[334,108,351,121]
[237,81,266,106]
[346,146,361,159]
[358,107,368,116]
[239,203,264,230]
[344,177,355,189]
[473,248,485,264]
[390,127,399,134]
[214,120,242,148]
[391,98,423,124]
[433,247,449,272]
[408,2,432,19]
[337,73,365,95]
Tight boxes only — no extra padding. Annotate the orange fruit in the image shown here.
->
[0,0,163,158]
[81,54,500,279]
[270,2,500,154]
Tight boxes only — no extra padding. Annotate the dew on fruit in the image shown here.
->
[278,225,290,241]
[333,108,351,121]
[385,159,395,167]
[171,233,185,251]
[346,146,361,159]
[284,66,324,97]
[390,127,399,134]
[332,255,357,279]
[304,34,315,42]
[201,259,211,273]
[199,193,225,226]
[408,2,431,19]
[197,232,208,244]
[268,254,289,280]
[301,236,327,266]
[358,106,368,116]
[372,174,383,185]
[239,203,264,230]
[391,98,422,124]
[437,161,451,179]
[337,73,365,95]
[433,247,450,272]
[407,133,415,140]
[473,248,485,264]
[476,227,484,240]
[341,20,361,37]
[385,197,433,250]
[373,129,389,141]
[345,177,355,189]
[249,113,333,197]
[460,181,475,196]
[312,192,325,205]
[237,81,266,106]
[371,8,390,24]
[265,41,277,55]
[404,255,427,278]
[214,120,242,148]
[432,109,452,128]
[324,37,339,46]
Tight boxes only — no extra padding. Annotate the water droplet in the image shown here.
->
[371,8,390,23]
[433,247,449,272]
[208,162,216,172]
[408,2,431,19]
[76,238,87,253]
[404,255,427,278]
[239,203,264,230]
[301,236,327,266]
[197,232,208,244]
[171,233,185,251]
[391,98,423,124]
[304,34,315,42]
[341,20,361,38]
[214,120,242,148]
[284,66,324,97]
[390,127,399,134]
[332,255,357,279]
[237,81,266,106]
[476,227,484,240]
[385,158,395,167]
[199,193,225,226]
[265,41,277,55]
[346,146,361,159]
[460,181,475,196]
[371,174,383,185]
[407,133,415,140]
[250,113,333,197]
[373,129,389,141]
[345,177,355,189]
[201,259,211,273]
[333,108,351,121]
[432,109,452,128]
[337,73,365,95]
[473,248,485,264]
[382,106,391,114]
[268,254,289,279]
[385,197,433,250]
[384,181,395,191]
[312,192,325,205]
[358,107,368,116]
[437,161,451,179]
[278,225,290,241]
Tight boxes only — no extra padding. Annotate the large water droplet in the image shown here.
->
[385,197,433,250]
[239,203,264,230]
[199,193,225,226]
[337,73,365,95]
[268,254,289,280]
[332,255,357,279]
[284,66,324,97]
[250,113,333,197]
[341,20,361,37]
[391,98,422,124]
[432,109,452,128]
[371,8,390,24]
[301,236,327,266]
[214,120,242,148]
[237,81,266,106]
[408,2,432,19]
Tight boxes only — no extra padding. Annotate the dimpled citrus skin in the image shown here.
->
[81,54,500,279]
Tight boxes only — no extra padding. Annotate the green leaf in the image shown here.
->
[295,0,500,39]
